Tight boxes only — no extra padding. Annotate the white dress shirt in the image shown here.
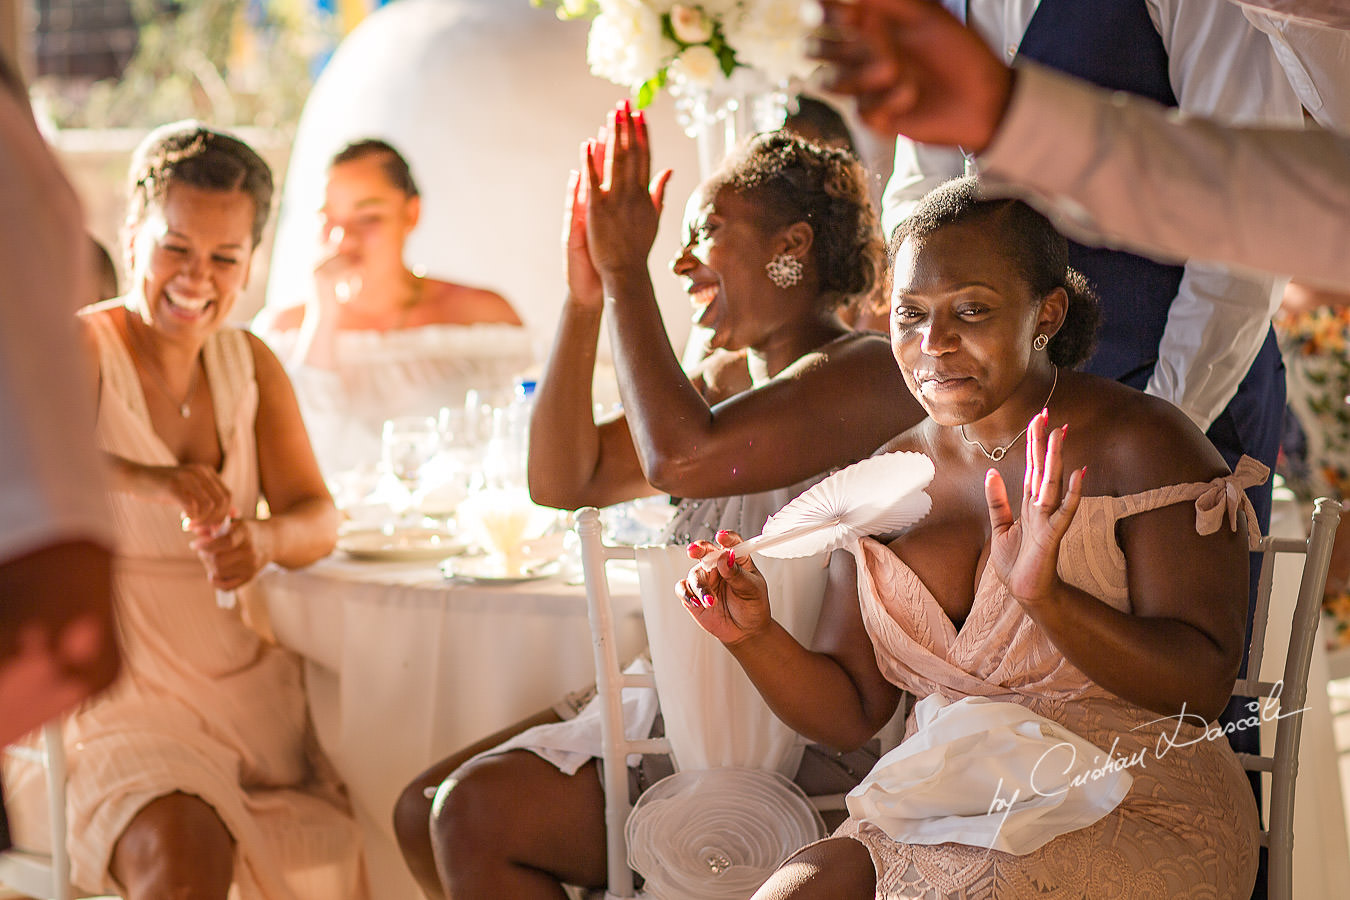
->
[978,63,1350,290]
[882,0,1305,431]
[1240,7,1350,130]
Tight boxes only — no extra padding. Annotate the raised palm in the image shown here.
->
[985,410,1084,605]
[582,101,672,277]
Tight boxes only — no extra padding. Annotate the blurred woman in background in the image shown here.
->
[253,139,530,475]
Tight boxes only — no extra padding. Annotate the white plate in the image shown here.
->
[339,527,470,562]
[439,555,560,585]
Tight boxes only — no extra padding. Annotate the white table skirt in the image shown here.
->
[262,555,646,899]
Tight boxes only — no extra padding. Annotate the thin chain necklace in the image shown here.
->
[959,367,1059,462]
[126,317,200,418]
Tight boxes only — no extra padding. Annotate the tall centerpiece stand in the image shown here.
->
[669,66,791,178]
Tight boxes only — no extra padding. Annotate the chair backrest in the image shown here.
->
[575,507,671,900]
[0,720,78,900]
[1236,496,1342,900]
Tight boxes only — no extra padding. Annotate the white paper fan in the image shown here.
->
[725,451,935,561]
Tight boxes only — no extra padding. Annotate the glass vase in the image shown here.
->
[669,67,791,179]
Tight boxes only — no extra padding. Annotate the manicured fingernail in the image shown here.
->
[716,529,731,541]
[702,593,715,608]
[728,550,736,566]
[1061,424,1068,437]
[687,542,700,554]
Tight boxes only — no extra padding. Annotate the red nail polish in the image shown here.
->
[687,542,700,554]
[716,529,731,540]
[702,593,715,608]
[728,550,737,566]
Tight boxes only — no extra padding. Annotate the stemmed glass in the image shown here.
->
[381,416,440,514]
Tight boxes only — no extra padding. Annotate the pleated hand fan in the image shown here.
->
[706,451,935,565]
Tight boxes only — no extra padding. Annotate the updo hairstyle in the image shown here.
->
[126,121,274,247]
[892,176,1100,368]
[330,138,420,199]
[706,131,884,312]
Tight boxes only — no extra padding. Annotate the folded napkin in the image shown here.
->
[847,694,1133,856]
[626,767,825,900]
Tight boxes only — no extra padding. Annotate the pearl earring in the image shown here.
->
[1033,333,1049,351]
[765,253,803,289]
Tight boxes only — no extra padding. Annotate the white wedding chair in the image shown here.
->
[576,507,845,900]
[1236,496,1342,900]
[576,507,670,900]
[0,721,101,900]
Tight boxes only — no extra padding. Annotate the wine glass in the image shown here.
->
[382,416,440,510]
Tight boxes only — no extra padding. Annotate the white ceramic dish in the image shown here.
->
[339,527,470,562]
[439,555,560,585]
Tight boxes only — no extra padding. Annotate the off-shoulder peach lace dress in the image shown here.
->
[835,461,1267,899]
[4,313,367,899]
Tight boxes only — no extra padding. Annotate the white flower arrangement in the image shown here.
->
[534,1,822,106]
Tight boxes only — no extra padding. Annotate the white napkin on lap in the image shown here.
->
[847,695,1133,856]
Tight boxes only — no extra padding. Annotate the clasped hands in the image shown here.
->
[160,462,265,591]
[562,100,673,306]
[678,410,1087,634]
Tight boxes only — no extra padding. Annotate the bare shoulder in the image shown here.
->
[422,279,523,326]
[75,300,120,359]
[780,330,897,377]
[241,329,289,386]
[253,303,306,333]
[1060,373,1229,496]
[689,348,752,405]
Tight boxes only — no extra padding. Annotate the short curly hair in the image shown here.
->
[892,176,1100,368]
[705,131,884,312]
[125,121,274,247]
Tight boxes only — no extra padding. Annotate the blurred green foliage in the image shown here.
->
[35,0,336,129]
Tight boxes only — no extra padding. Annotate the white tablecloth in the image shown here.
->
[262,554,646,899]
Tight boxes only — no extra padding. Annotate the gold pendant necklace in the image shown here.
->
[126,318,199,418]
[959,367,1059,462]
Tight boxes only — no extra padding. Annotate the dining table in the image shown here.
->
[261,544,647,899]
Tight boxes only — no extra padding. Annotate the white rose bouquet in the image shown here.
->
[533,0,822,106]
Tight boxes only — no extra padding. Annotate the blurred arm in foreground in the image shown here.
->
[815,0,1350,288]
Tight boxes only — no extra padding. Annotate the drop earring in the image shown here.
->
[765,253,803,289]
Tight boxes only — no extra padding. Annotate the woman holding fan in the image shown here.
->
[684,177,1264,899]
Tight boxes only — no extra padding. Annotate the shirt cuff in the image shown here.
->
[980,63,1104,188]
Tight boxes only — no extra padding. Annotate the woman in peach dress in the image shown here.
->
[4,123,365,899]
[685,177,1261,898]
